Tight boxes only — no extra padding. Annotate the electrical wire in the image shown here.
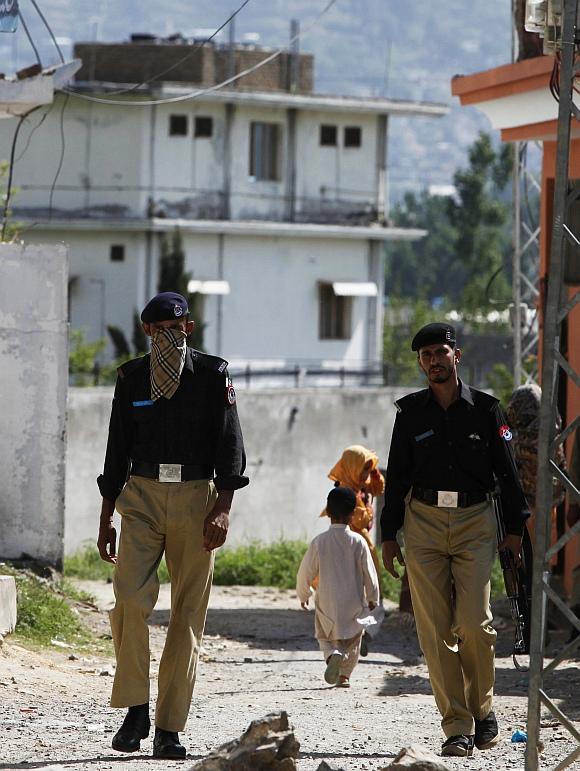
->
[28,0,65,63]
[62,0,339,107]
[18,9,42,66]
[80,0,254,97]
[47,93,69,221]
[1,106,42,241]
[15,103,53,162]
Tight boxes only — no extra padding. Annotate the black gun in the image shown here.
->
[490,493,533,671]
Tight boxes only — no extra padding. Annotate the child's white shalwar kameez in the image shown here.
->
[296,524,380,678]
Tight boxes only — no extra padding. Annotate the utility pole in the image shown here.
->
[525,1,580,769]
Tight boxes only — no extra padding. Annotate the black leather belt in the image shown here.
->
[413,486,488,508]
[131,460,212,483]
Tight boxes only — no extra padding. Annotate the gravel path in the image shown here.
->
[0,582,578,770]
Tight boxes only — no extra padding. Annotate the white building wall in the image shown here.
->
[181,233,374,364]
[228,104,289,221]
[153,102,227,212]
[19,227,380,368]
[22,229,147,359]
[295,111,378,205]
[0,96,380,222]
[0,244,68,567]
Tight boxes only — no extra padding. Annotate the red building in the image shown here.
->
[452,55,580,595]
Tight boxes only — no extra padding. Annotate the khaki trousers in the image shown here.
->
[111,475,218,732]
[319,632,362,678]
[403,497,497,737]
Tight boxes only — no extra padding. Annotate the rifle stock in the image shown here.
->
[490,494,532,667]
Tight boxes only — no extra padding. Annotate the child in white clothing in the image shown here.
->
[297,486,380,687]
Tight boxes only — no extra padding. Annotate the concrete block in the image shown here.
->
[0,575,17,635]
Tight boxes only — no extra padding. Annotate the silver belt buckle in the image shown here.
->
[159,464,182,483]
[437,490,458,508]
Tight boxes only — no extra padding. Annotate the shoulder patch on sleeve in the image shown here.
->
[117,355,148,380]
[192,349,229,374]
[469,386,500,410]
[226,376,236,405]
[395,390,427,413]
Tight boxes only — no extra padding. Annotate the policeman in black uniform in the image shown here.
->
[380,323,529,758]
[97,291,248,759]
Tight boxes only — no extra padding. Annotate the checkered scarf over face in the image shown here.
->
[150,327,187,400]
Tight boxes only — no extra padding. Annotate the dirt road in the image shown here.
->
[0,582,578,770]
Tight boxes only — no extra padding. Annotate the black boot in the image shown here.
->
[111,703,150,753]
[153,728,186,759]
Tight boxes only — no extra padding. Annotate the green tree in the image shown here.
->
[383,297,447,386]
[69,329,106,386]
[387,132,513,315]
[387,191,459,301]
[447,133,513,312]
[158,228,205,350]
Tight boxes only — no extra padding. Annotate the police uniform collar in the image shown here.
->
[458,379,474,406]
[422,379,474,407]
[184,347,195,374]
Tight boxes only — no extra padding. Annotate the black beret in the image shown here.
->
[411,322,456,352]
[326,486,357,518]
[141,292,188,323]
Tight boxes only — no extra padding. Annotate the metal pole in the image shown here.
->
[513,140,522,387]
[525,2,578,768]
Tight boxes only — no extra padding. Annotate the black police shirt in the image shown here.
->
[97,348,248,502]
[380,381,530,540]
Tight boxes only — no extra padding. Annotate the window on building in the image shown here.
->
[169,114,188,136]
[249,122,281,181]
[195,116,213,138]
[320,124,337,146]
[344,126,362,148]
[319,283,352,340]
[110,245,125,262]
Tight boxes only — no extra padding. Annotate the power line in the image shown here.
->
[15,103,53,162]
[1,107,42,242]
[82,0,254,97]
[18,9,42,66]
[47,93,69,221]
[62,0,339,108]
[28,0,65,63]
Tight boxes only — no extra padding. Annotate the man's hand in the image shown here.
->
[567,503,580,529]
[382,540,405,579]
[301,600,309,610]
[203,490,234,551]
[97,499,117,564]
[499,534,523,567]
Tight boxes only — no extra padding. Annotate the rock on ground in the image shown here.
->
[380,745,451,771]
[189,710,300,770]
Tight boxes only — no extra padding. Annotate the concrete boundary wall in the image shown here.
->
[65,386,413,554]
[0,243,68,567]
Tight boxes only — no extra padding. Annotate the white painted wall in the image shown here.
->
[65,385,412,555]
[180,232,380,365]
[23,229,148,361]
[20,228,382,369]
[295,111,378,207]
[0,96,380,221]
[0,244,68,567]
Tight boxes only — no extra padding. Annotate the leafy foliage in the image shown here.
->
[387,132,513,314]
[0,160,23,242]
[69,329,106,386]
[383,296,439,386]
[158,228,205,350]
[0,564,92,647]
